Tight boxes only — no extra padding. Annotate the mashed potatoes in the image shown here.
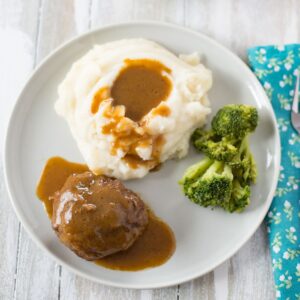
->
[55,39,212,179]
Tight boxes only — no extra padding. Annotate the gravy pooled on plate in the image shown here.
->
[36,157,88,217]
[36,157,175,270]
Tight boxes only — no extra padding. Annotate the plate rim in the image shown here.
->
[3,20,281,289]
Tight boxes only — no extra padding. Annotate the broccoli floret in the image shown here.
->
[229,137,257,184]
[191,128,215,143]
[227,179,251,212]
[195,138,238,162]
[212,104,258,139]
[179,157,213,195]
[181,104,258,213]
[192,129,239,162]
[180,159,233,209]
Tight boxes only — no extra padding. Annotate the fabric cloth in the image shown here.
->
[248,45,300,299]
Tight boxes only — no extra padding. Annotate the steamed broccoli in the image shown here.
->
[179,157,214,194]
[229,137,257,184]
[180,159,234,210]
[229,179,251,212]
[192,128,240,162]
[179,104,258,213]
[192,103,259,162]
[211,104,258,139]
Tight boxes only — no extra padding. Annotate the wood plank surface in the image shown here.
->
[0,1,46,299]
[1,1,61,299]
[1,0,299,299]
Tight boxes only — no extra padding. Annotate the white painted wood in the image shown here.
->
[180,272,215,300]
[0,1,44,300]
[74,0,91,34]
[91,0,135,26]
[228,225,276,300]
[228,0,300,59]
[10,1,83,299]
[186,0,300,60]
[91,0,185,27]
[35,0,79,63]
[1,0,299,299]
[213,261,229,300]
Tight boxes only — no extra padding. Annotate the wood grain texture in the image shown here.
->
[36,0,78,62]
[0,1,41,299]
[1,0,299,299]
[12,1,84,298]
[228,224,275,300]
[7,0,62,299]
[180,272,215,300]
[186,0,300,60]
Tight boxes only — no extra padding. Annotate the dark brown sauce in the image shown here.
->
[90,59,172,169]
[111,59,172,122]
[36,156,175,271]
[96,210,175,271]
[36,156,88,217]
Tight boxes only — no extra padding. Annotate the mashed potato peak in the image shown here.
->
[55,39,212,180]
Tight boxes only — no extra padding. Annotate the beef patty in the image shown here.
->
[51,172,148,260]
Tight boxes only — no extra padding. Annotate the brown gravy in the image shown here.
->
[90,86,110,114]
[36,156,175,271]
[100,101,165,170]
[96,210,175,271]
[36,156,88,217]
[111,59,172,122]
[89,59,172,170]
[152,104,171,117]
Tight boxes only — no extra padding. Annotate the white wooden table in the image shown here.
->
[1,1,299,299]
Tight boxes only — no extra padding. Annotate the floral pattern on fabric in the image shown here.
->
[248,45,300,299]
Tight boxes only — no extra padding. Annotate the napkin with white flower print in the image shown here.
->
[248,45,300,299]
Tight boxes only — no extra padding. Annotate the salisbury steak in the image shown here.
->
[51,172,148,260]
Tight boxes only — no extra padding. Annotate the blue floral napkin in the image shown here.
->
[248,45,300,299]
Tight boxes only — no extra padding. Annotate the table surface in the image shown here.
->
[1,1,299,299]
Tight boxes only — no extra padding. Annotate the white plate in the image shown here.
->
[4,21,280,289]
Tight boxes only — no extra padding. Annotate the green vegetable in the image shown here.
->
[211,104,258,139]
[179,157,213,188]
[192,128,240,162]
[230,179,251,212]
[180,159,234,211]
[179,104,258,213]
[229,136,257,185]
